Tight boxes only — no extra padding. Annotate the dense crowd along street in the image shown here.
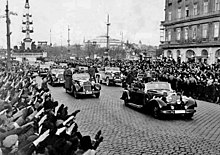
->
[0,58,219,154]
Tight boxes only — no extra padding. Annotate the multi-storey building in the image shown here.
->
[160,0,220,64]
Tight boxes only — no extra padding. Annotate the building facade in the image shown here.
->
[160,0,220,64]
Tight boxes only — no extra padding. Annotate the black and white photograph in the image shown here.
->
[0,0,220,154]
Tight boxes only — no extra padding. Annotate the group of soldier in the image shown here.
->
[0,63,103,155]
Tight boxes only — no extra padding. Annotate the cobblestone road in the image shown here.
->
[48,83,220,155]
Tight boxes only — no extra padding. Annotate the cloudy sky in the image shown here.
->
[0,0,165,48]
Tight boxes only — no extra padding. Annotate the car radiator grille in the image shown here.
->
[84,85,92,91]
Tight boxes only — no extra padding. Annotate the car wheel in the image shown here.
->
[124,99,129,106]
[106,78,110,86]
[152,105,160,119]
[95,92,100,98]
[185,113,194,119]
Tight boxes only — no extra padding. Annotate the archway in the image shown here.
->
[201,49,208,63]
[215,49,220,63]
[167,50,173,58]
[186,50,195,63]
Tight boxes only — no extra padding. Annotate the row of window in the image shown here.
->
[168,0,220,21]
[166,22,220,42]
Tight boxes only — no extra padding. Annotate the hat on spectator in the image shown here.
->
[2,134,18,148]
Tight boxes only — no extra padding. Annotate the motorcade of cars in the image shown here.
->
[38,64,50,77]
[65,66,101,98]
[95,67,122,86]
[47,68,65,86]
[120,81,197,119]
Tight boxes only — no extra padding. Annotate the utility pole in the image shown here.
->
[67,25,70,53]
[106,14,110,57]
[50,29,52,46]
[6,0,11,70]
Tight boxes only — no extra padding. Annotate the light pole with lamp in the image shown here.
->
[6,0,11,70]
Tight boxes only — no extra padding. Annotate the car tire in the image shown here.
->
[106,78,110,86]
[152,105,160,119]
[124,99,129,106]
[95,92,100,98]
[185,113,194,119]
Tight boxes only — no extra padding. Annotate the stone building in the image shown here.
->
[160,0,220,64]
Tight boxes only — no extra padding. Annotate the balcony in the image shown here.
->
[160,39,220,49]
[163,10,220,26]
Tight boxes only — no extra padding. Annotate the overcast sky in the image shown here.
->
[0,0,165,48]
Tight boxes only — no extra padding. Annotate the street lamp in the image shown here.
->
[6,0,11,70]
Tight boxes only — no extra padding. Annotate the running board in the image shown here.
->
[128,102,143,109]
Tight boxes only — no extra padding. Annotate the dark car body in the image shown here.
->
[65,70,101,98]
[47,68,65,86]
[121,82,197,119]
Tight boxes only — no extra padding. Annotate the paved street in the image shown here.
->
[47,82,220,155]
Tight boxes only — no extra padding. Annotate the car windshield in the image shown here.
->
[105,67,120,72]
[72,73,90,81]
[145,82,171,91]
[51,69,64,74]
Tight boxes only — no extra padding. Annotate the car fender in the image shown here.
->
[95,73,101,78]
[121,89,129,100]
[94,83,101,90]
[73,83,80,91]
[185,98,197,108]
[149,98,167,109]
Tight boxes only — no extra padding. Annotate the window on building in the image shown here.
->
[215,0,220,11]
[185,6,189,17]
[168,11,172,21]
[176,28,181,40]
[202,24,208,38]
[168,30,171,41]
[193,3,198,16]
[214,22,219,38]
[204,1,208,14]
[184,27,189,40]
[192,26,197,40]
[177,8,181,19]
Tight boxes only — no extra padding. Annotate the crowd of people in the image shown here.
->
[117,58,220,104]
[63,57,220,104]
[0,63,103,155]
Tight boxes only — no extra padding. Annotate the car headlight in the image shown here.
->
[79,81,84,86]
[94,84,101,90]
[166,96,172,103]
[177,99,181,104]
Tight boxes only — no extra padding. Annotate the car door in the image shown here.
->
[130,89,145,106]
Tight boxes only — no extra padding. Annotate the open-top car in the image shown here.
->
[47,68,65,86]
[121,81,197,119]
[65,67,101,98]
[95,67,122,86]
